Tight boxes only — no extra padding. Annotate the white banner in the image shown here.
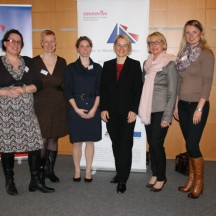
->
[77,0,149,172]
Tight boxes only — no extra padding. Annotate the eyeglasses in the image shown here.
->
[116,43,129,48]
[148,40,162,46]
[6,39,22,46]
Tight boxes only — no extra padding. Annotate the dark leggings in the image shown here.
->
[41,138,58,159]
[178,100,209,158]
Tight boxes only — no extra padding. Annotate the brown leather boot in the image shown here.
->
[178,157,194,192]
[188,157,204,199]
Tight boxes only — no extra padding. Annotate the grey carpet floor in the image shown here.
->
[0,155,215,216]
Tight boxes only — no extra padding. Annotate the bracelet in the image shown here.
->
[196,107,203,112]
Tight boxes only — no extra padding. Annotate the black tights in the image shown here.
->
[41,138,58,159]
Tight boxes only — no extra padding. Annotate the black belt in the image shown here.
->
[73,93,96,101]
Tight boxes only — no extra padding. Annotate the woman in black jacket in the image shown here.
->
[100,34,143,193]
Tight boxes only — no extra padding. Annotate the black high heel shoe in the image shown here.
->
[117,182,126,193]
[73,177,81,182]
[84,177,92,182]
[151,180,167,192]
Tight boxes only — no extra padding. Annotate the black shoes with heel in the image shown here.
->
[150,179,167,192]
[73,177,81,182]
[117,182,126,193]
[84,177,93,182]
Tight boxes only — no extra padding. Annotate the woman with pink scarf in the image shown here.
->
[139,32,178,192]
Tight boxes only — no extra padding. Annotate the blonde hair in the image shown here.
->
[146,32,167,53]
[178,20,209,55]
[40,30,56,43]
[113,34,132,55]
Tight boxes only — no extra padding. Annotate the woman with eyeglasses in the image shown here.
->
[100,34,143,193]
[33,30,68,190]
[64,36,102,182]
[174,20,215,199]
[139,32,178,192]
[0,29,51,195]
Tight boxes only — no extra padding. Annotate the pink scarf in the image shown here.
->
[138,51,176,124]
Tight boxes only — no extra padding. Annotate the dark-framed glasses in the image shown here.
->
[148,40,162,46]
[6,39,22,46]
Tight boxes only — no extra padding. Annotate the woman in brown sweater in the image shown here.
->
[174,20,215,199]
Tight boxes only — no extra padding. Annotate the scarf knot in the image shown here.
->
[176,44,201,71]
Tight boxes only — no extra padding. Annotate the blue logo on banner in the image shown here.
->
[133,132,141,137]
[107,23,139,43]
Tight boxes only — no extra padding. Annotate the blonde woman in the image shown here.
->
[100,34,143,193]
[34,30,68,189]
[174,20,215,199]
[139,32,178,192]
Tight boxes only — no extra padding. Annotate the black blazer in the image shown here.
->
[100,57,143,115]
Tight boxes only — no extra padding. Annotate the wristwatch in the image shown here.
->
[196,107,203,112]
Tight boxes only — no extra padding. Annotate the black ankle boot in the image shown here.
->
[1,153,18,195]
[40,166,55,192]
[29,171,54,193]
[6,178,18,195]
[28,150,54,193]
[46,150,60,183]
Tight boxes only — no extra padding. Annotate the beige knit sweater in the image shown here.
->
[177,48,215,102]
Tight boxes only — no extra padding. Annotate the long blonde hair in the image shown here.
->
[178,20,209,55]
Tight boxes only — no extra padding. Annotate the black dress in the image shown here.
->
[64,58,102,143]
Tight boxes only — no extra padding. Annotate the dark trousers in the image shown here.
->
[178,100,209,158]
[145,112,168,181]
[107,112,136,183]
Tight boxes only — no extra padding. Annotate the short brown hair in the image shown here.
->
[75,36,93,48]
[1,29,24,52]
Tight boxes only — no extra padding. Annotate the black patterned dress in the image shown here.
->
[0,56,43,153]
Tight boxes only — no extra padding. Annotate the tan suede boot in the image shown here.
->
[178,157,194,192]
[188,157,204,199]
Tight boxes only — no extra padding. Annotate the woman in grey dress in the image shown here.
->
[0,29,52,195]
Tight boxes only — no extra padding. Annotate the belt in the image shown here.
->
[179,100,198,104]
[73,93,96,101]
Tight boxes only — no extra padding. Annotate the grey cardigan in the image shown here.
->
[143,61,178,123]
